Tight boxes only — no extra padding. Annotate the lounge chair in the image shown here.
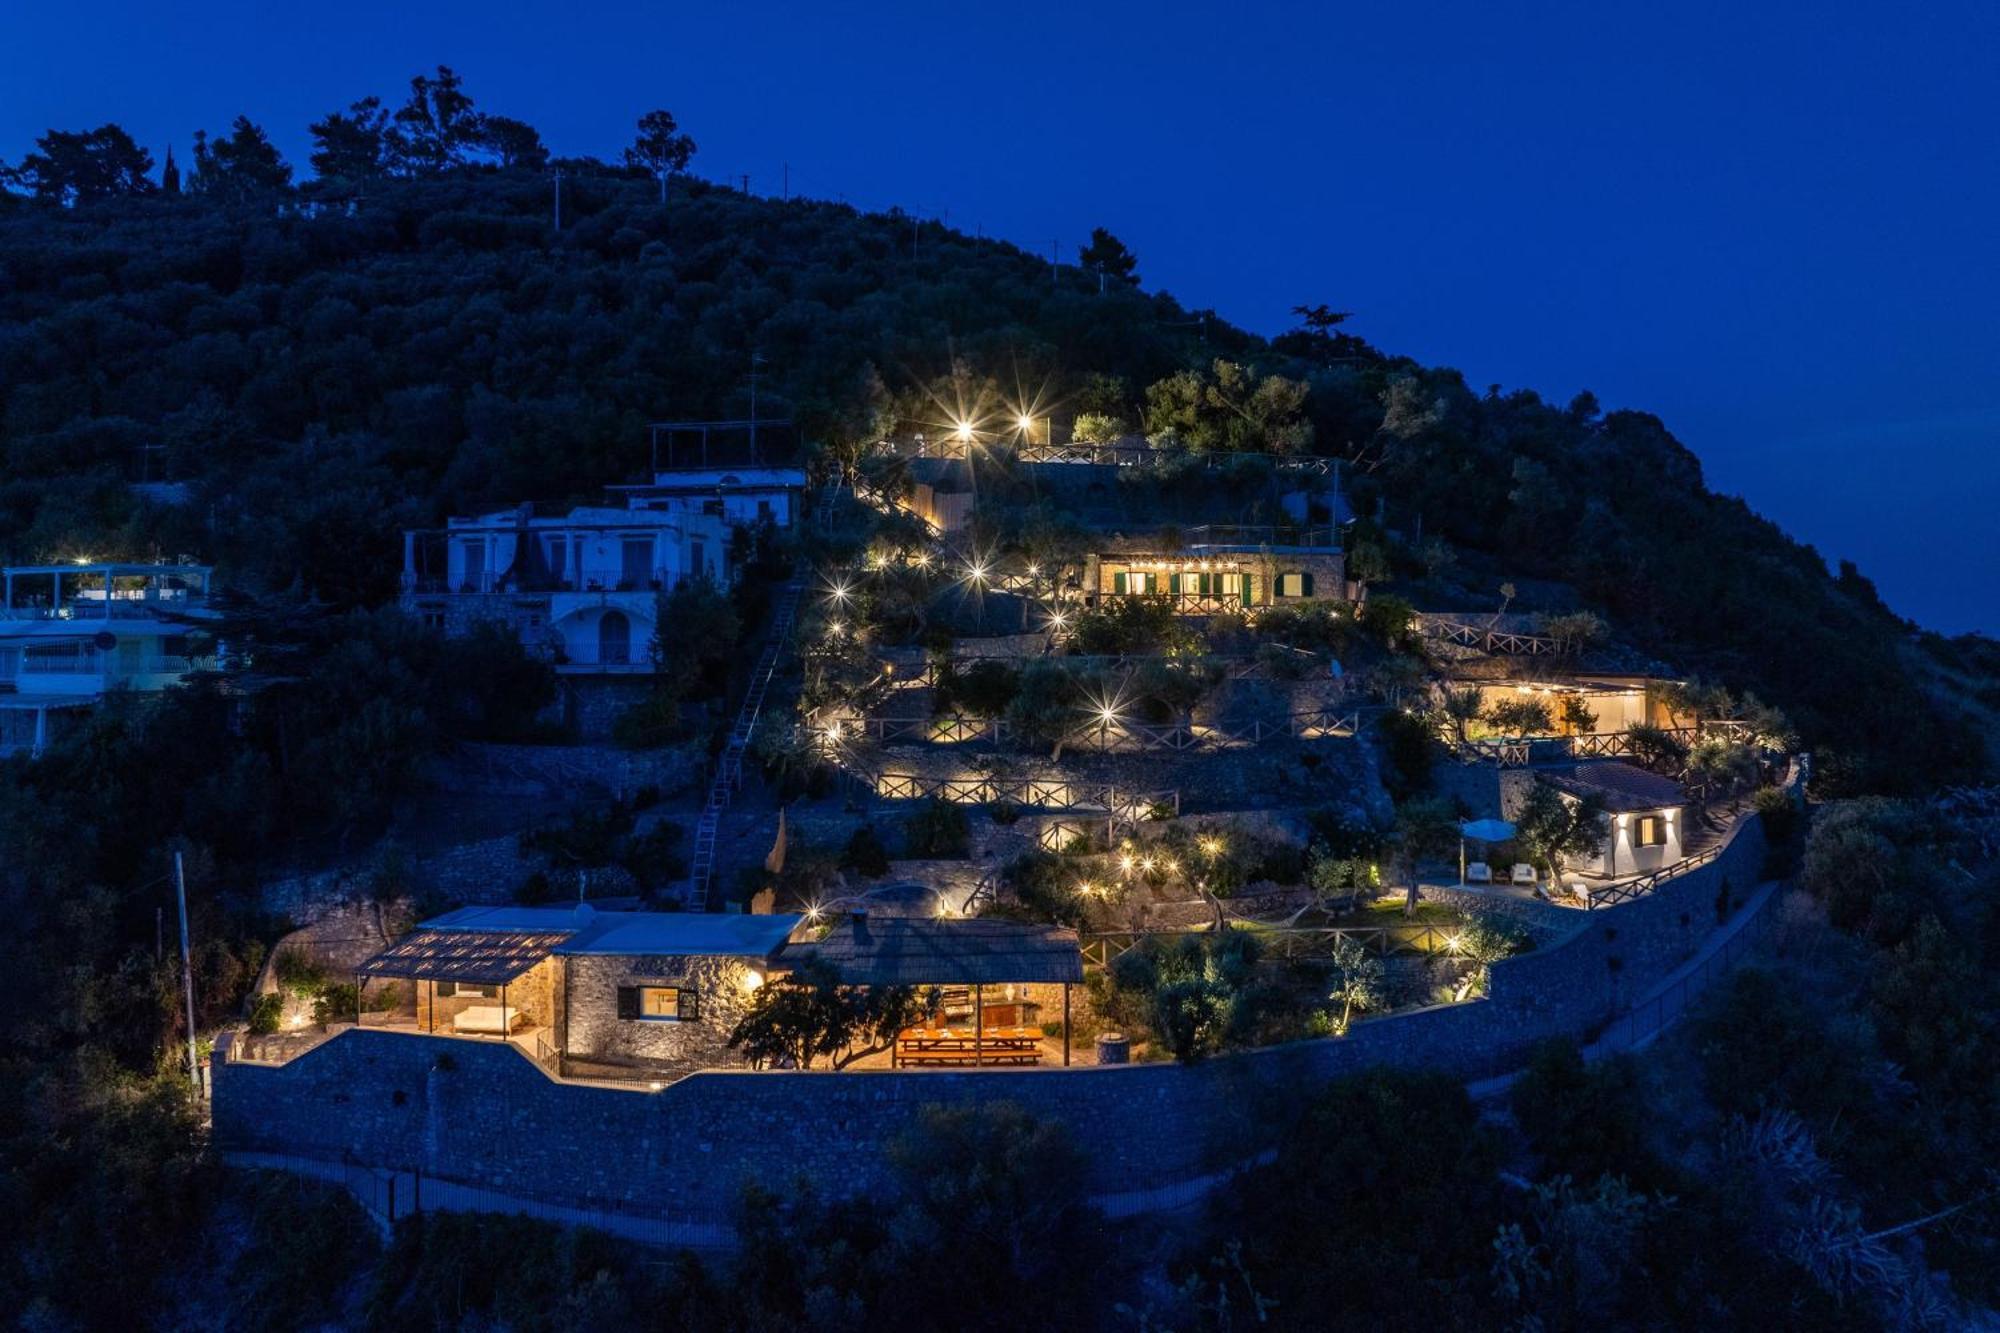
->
[1510,863,1537,886]
[453,1005,523,1035]
[1466,862,1493,884]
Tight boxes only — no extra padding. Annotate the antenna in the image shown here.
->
[551,167,564,230]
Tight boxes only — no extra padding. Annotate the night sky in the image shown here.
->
[6,0,1995,634]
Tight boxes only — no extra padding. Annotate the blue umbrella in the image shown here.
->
[1458,818,1517,884]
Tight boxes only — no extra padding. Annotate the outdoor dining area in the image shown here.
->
[783,913,1087,1068]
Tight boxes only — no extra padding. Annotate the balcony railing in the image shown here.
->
[405,573,679,596]
[0,594,206,622]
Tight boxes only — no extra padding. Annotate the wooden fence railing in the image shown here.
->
[1417,616,1559,656]
[868,771,1179,817]
[1452,721,1751,768]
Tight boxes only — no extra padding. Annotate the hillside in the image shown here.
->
[2,168,1985,793]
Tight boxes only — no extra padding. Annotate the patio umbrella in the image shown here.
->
[1458,818,1517,884]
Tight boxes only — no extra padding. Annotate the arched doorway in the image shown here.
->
[598,610,631,665]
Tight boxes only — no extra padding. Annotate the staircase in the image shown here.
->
[687,575,804,910]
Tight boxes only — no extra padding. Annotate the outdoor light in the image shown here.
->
[966,561,989,583]
[73,555,93,566]
[739,968,766,994]
[1119,854,1136,874]
[1199,835,1223,858]
[804,902,824,924]
[1099,705,1118,725]
[953,420,973,443]
[1026,562,1040,577]
[648,1081,665,1091]
[1445,933,1465,955]
[828,619,846,637]
[829,582,851,603]
[1140,856,1156,873]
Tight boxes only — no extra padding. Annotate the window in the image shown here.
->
[690,541,706,582]
[544,534,568,582]
[757,499,773,522]
[437,982,500,999]
[1278,572,1314,598]
[1632,815,1668,848]
[461,541,486,589]
[620,537,653,588]
[618,984,700,1022]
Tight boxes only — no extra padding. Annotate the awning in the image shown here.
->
[355,928,574,986]
[1460,818,1516,842]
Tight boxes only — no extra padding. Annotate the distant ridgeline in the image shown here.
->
[0,166,1985,793]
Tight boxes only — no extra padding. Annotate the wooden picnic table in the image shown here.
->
[896,1026,1043,1067]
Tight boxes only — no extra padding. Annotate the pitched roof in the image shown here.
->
[1542,761,1684,813]
[782,915,1084,986]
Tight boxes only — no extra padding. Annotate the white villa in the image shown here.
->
[1506,760,1687,880]
[401,504,731,671]
[0,562,219,757]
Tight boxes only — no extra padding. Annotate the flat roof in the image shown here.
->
[782,916,1084,986]
[356,927,573,985]
[420,905,803,958]
[2,563,211,577]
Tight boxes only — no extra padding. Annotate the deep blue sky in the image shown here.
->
[6,1,1996,633]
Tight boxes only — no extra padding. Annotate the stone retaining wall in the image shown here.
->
[216,816,1767,1229]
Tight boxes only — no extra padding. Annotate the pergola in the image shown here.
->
[785,916,1085,1067]
[354,926,574,1034]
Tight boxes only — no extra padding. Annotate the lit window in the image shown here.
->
[619,984,700,1022]
[1632,815,1667,848]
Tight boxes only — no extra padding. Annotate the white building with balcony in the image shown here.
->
[0,562,219,757]
[400,504,738,741]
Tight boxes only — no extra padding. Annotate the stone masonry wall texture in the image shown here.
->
[215,816,1768,1227]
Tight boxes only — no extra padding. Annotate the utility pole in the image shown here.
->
[782,162,789,198]
[740,173,750,194]
[1050,239,1058,286]
[552,167,564,231]
[175,852,200,1096]
[747,352,767,460]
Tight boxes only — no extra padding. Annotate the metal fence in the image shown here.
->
[1588,882,1780,1054]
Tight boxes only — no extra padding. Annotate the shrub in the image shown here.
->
[904,798,970,857]
[247,992,283,1035]
[513,870,554,904]
[273,947,327,996]
[311,983,359,1027]
[1510,1039,1663,1186]
[1753,784,1800,844]
[841,824,891,877]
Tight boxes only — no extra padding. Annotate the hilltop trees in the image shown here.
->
[5,124,154,203]
[625,108,697,202]
[477,115,548,170]
[382,65,484,174]
[190,116,292,201]
[307,97,389,184]
[1078,225,1138,287]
